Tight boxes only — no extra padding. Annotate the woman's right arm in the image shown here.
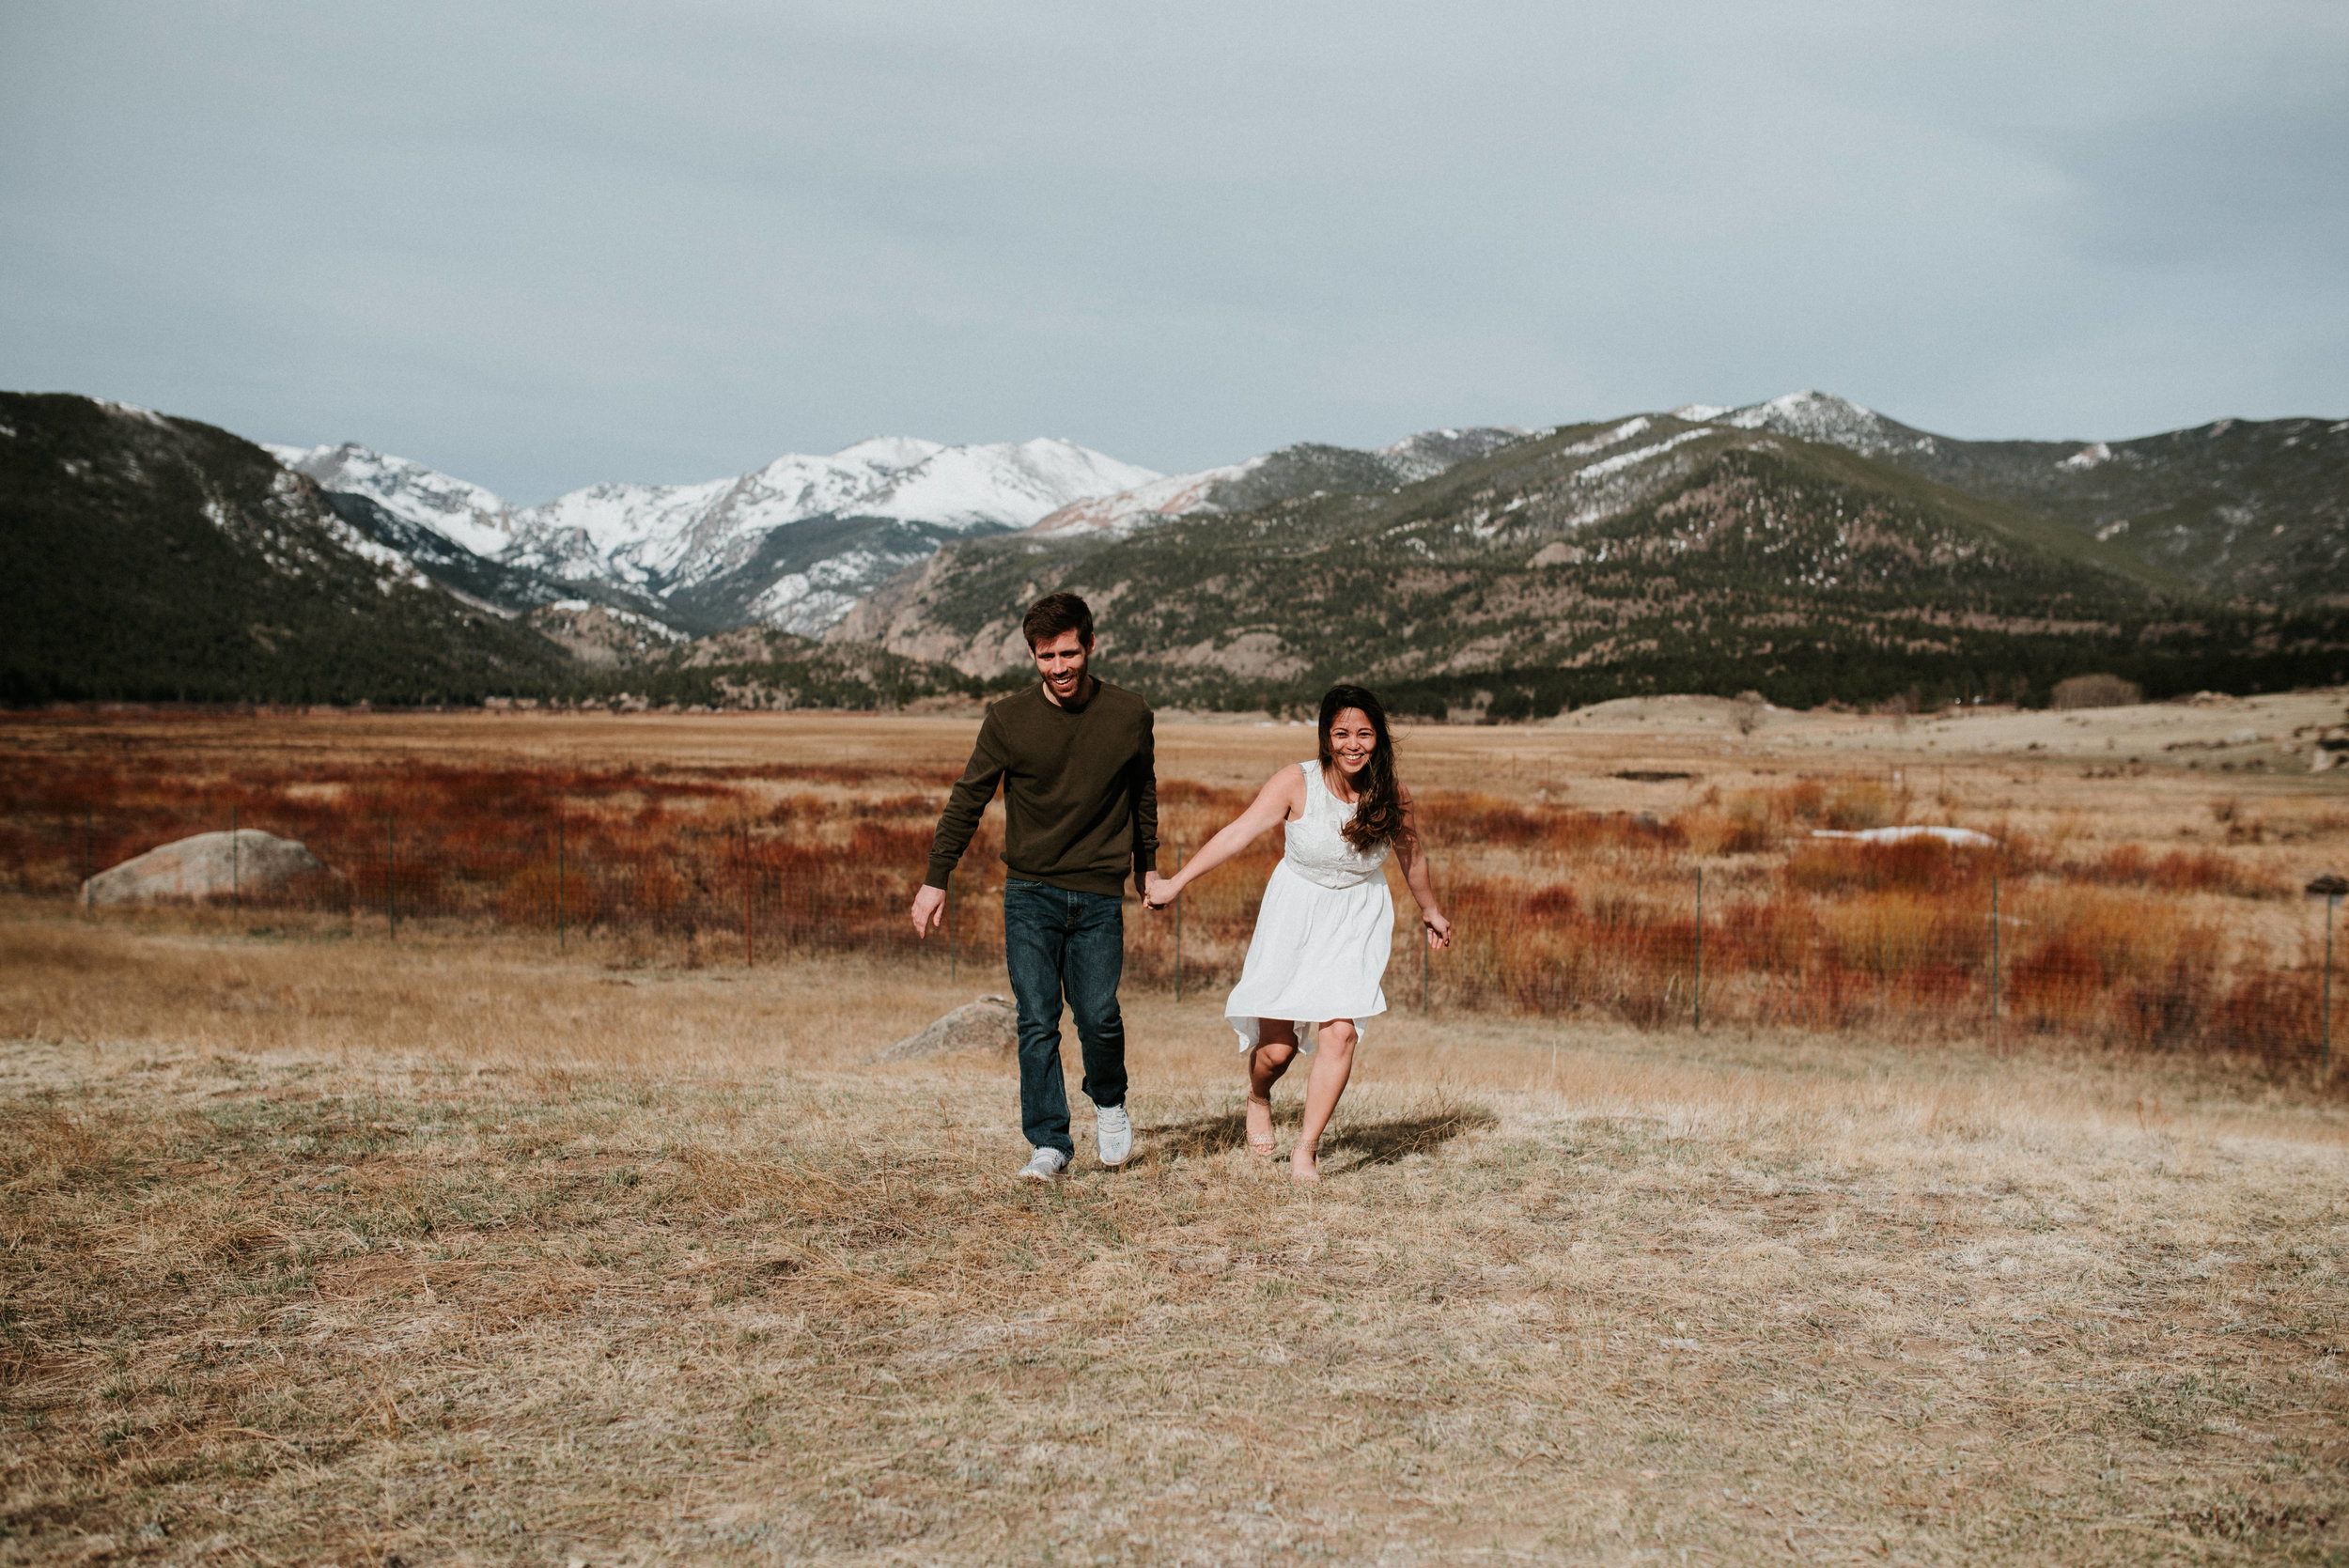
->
[1143,768,1301,907]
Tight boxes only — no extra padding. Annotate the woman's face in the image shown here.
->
[1327,708,1377,777]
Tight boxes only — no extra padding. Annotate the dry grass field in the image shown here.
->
[5,703,2349,1564]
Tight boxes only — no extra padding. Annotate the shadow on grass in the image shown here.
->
[1141,1103,1499,1171]
[1323,1105,1500,1168]
[1143,1110,1253,1162]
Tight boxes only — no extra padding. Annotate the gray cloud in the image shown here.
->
[2,0,2342,499]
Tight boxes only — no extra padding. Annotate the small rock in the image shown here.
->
[81,830,340,906]
[869,997,1018,1063]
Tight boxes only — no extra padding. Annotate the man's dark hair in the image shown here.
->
[1022,591,1096,649]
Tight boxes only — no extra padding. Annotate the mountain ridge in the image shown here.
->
[11,385,2344,714]
[1027,427,1526,538]
[827,401,2345,713]
[1,394,575,705]
[272,425,1544,637]
[272,435,1161,636]
[1681,392,2349,601]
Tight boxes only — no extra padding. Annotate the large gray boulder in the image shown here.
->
[868,996,1018,1064]
[82,830,335,906]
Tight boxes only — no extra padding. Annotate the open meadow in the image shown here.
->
[5,698,2349,1564]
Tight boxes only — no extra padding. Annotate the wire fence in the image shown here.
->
[3,755,2342,1078]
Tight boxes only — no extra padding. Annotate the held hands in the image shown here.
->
[1141,870,1177,910]
[1422,908,1454,950]
[909,882,946,939]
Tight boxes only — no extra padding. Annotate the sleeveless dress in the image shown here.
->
[1226,762,1395,1053]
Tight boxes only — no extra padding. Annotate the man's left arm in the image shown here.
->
[1132,707,1162,900]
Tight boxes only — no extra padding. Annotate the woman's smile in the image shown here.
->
[1329,708,1377,775]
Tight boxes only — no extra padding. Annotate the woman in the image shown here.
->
[1144,685,1452,1183]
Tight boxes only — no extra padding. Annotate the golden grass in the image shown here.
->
[4,905,2347,1564]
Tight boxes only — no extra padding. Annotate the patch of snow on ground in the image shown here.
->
[2060,442,2113,471]
[1812,826,1998,847]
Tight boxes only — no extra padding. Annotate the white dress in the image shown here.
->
[1226,762,1395,1053]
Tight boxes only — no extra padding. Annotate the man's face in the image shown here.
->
[1030,629,1092,705]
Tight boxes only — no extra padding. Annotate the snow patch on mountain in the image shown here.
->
[1025,427,1524,539]
[314,509,436,595]
[870,439,1158,529]
[1562,418,1653,457]
[548,599,687,639]
[1575,427,1713,482]
[746,549,912,636]
[1027,458,1268,537]
[1702,391,1934,458]
[512,476,738,588]
[1378,426,1525,479]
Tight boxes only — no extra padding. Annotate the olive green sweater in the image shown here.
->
[924,680,1159,897]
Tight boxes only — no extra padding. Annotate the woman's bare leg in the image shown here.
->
[1290,1019,1357,1184]
[1246,1023,1299,1155]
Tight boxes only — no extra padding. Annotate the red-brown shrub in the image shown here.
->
[2071,845,2278,898]
[0,748,2326,1064]
[1781,838,2001,896]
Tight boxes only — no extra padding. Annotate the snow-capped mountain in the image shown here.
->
[1028,427,1523,537]
[266,442,518,558]
[1688,390,1942,458]
[270,436,1159,636]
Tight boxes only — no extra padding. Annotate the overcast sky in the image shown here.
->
[4,1,2344,502]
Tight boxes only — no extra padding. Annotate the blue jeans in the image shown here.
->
[1002,877,1128,1157]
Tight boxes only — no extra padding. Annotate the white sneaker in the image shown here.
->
[1096,1104,1133,1167]
[1019,1147,1068,1183]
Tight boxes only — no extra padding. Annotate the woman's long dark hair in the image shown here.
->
[1318,684,1407,854]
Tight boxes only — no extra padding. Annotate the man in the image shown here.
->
[911,591,1163,1181]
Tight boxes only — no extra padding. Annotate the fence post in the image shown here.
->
[1173,849,1183,1002]
[2326,893,2337,1073]
[1422,928,1431,1014]
[742,821,753,968]
[947,873,957,986]
[555,816,566,951]
[386,817,397,939]
[83,809,94,909]
[230,805,240,914]
[1693,865,1704,1032]
[1988,873,1999,1035]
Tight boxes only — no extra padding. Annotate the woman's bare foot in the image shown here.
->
[1244,1095,1276,1157]
[1289,1149,1321,1185]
